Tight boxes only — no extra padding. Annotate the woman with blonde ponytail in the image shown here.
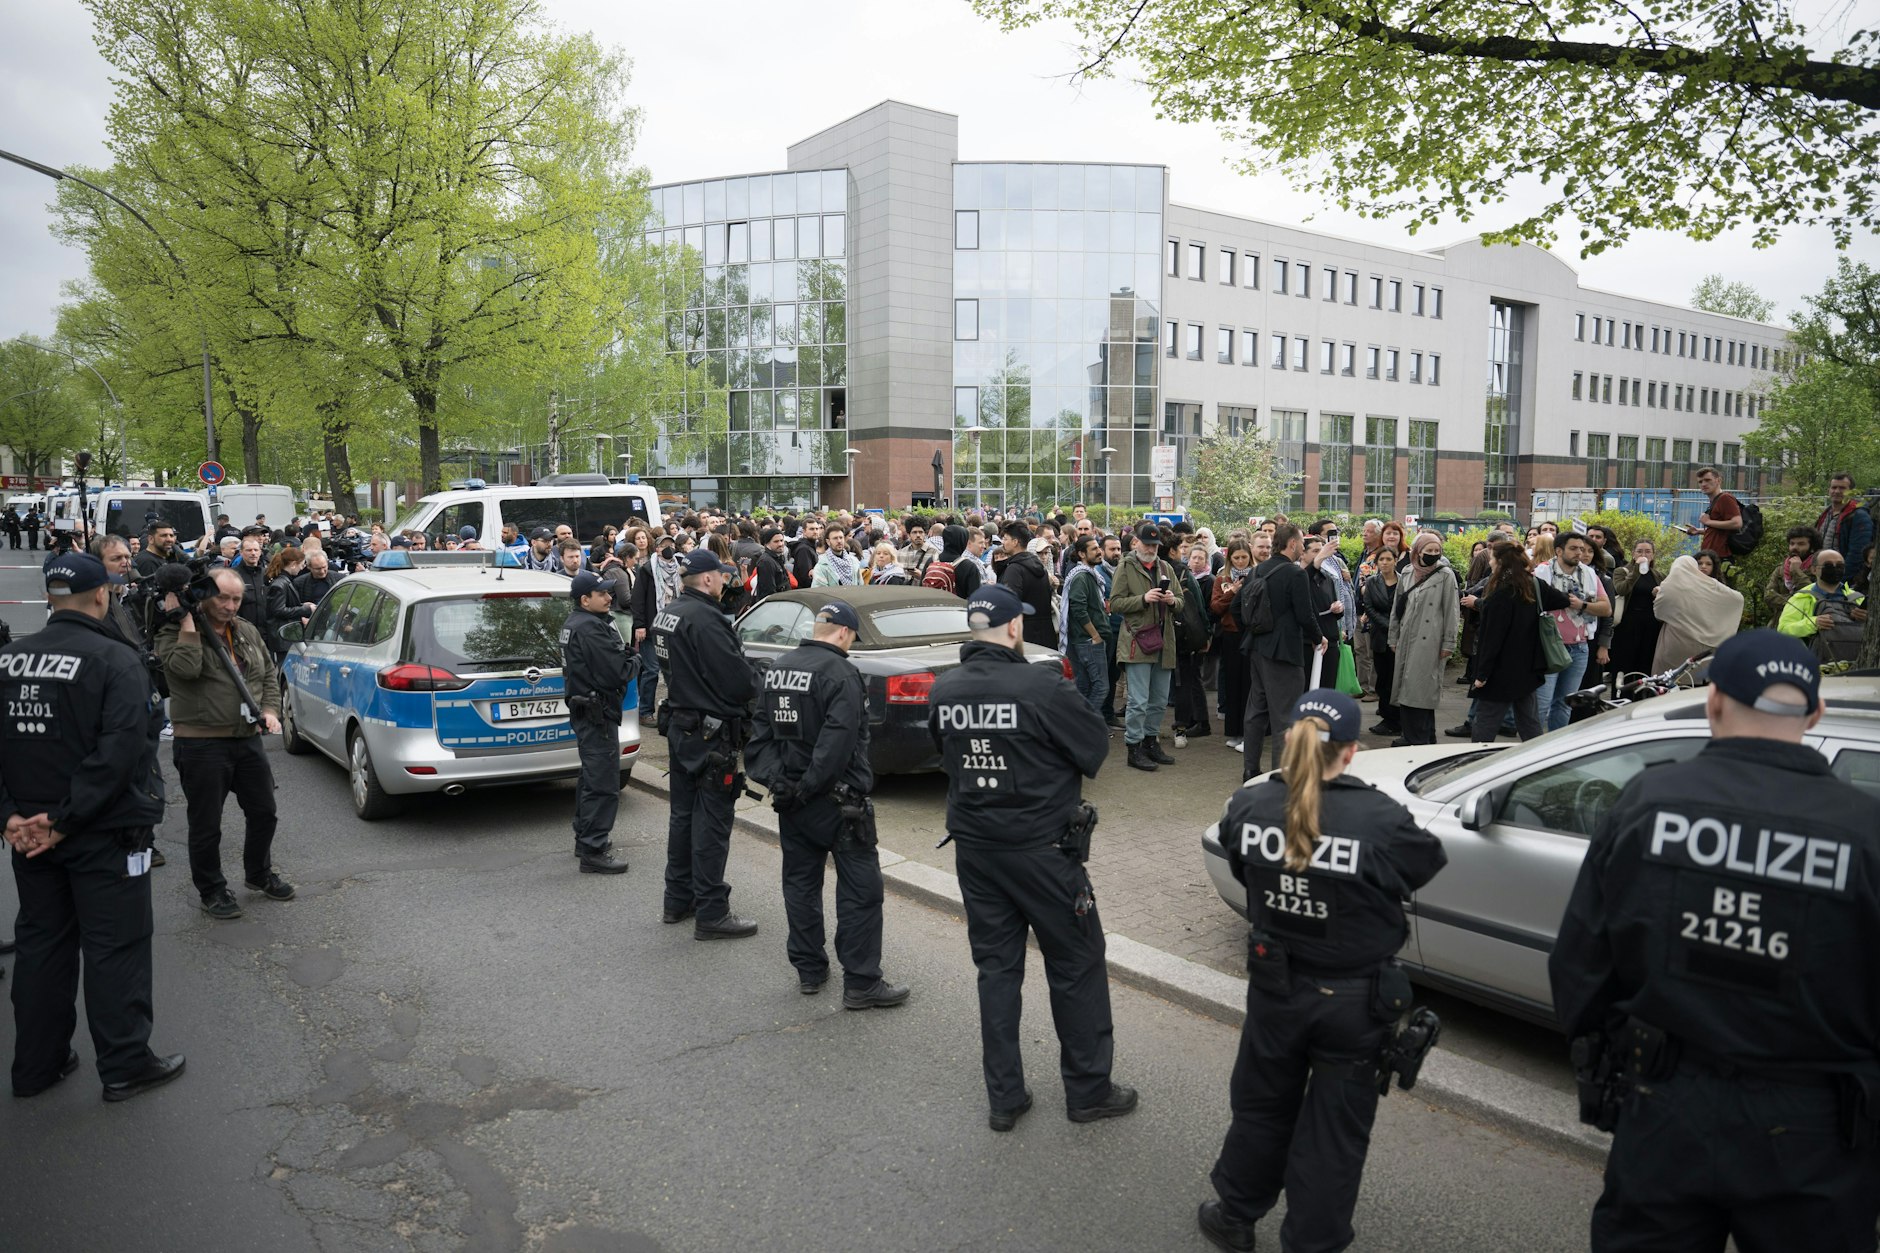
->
[1198,689,1448,1253]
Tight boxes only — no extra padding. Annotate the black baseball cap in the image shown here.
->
[1708,628,1821,716]
[44,552,109,595]
[965,585,1032,628]
[814,601,861,631]
[569,570,614,599]
[1290,689,1362,742]
[530,527,553,542]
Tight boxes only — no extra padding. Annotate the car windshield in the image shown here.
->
[407,593,572,672]
[104,498,206,544]
[868,605,970,641]
[1404,749,1506,795]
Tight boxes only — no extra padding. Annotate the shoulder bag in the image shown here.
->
[1536,578,1571,674]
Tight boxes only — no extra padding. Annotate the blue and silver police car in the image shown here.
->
[279,550,640,819]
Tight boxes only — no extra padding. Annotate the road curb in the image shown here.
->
[624,765,1610,1164]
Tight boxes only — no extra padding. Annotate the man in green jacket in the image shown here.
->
[1776,548,1868,663]
[156,568,288,921]
[1059,536,1112,717]
[1111,523,1184,772]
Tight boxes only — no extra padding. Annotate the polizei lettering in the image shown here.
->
[1235,823,1362,876]
[0,653,82,681]
[1648,811,1852,894]
[764,668,813,692]
[935,702,1020,732]
[652,611,682,634]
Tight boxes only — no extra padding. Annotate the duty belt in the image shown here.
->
[1675,1041,1839,1089]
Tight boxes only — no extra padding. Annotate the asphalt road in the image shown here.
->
[3,735,1604,1253]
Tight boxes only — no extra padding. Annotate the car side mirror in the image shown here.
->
[279,622,305,643]
[1459,788,1494,831]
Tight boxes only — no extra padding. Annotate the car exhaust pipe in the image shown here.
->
[443,784,466,797]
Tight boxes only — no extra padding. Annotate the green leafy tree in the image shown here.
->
[1744,359,1880,497]
[972,0,1880,253]
[0,338,86,480]
[1791,259,1880,395]
[1691,275,1778,323]
[1181,428,1296,525]
[77,0,670,494]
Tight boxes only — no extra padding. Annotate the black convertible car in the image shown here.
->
[733,585,1072,774]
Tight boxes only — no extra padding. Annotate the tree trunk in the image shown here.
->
[1858,596,1880,671]
[319,402,359,517]
[238,400,264,483]
[546,389,561,476]
[416,387,443,494]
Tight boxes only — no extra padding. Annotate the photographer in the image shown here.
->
[155,568,289,921]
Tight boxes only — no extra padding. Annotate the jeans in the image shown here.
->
[636,636,660,717]
[1535,641,1590,732]
[1123,662,1172,745]
[1069,639,1111,716]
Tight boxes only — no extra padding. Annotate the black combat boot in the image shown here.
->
[1144,736,1176,765]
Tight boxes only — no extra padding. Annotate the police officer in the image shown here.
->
[746,601,909,1007]
[1198,688,1446,1253]
[3,553,186,1102]
[926,584,1130,1131]
[560,569,633,874]
[652,548,759,939]
[1550,630,1880,1252]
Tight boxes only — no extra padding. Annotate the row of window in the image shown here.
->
[1574,314,1791,371]
[1155,407,1439,514]
[1572,371,1761,418]
[651,216,847,268]
[1565,435,1753,492]
[1164,321,1443,384]
[1161,239,1445,316]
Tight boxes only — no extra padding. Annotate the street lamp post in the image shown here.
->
[1099,445,1118,521]
[844,446,860,514]
[0,148,217,463]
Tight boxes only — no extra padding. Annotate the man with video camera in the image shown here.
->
[155,566,289,921]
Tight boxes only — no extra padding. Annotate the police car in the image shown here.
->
[279,550,639,819]
[1201,677,1880,1025]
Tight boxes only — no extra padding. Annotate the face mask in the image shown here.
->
[1820,562,1844,583]
[1418,551,1438,567]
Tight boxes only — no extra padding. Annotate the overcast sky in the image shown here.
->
[4,0,1873,343]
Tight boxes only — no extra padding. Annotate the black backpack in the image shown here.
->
[1174,571,1211,652]
[1728,499,1764,556]
[1235,569,1276,635]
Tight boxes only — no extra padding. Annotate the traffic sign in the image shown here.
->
[198,460,226,486]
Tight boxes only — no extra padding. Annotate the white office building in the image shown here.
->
[643,100,1789,518]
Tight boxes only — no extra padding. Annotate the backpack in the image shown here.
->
[1235,569,1276,635]
[922,560,956,593]
[1174,571,1210,652]
[1728,499,1764,556]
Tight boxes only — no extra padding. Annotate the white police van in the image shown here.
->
[279,549,640,819]
[387,474,662,548]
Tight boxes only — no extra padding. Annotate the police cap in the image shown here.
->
[1290,688,1362,742]
[965,584,1031,629]
[44,552,109,595]
[1709,628,1821,716]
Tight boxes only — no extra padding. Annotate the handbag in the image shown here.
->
[1133,612,1165,657]
[1334,641,1363,696]
[1536,579,1571,674]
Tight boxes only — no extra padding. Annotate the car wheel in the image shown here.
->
[348,728,400,821]
[281,692,312,756]
[618,766,634,789]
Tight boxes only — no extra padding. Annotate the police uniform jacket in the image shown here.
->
[561,606,634,704]
[1551,738,1880,1072]
[651,587,756,717]
[746,639,870,800]
[0,610,164,836]
[927,640,1109,849]
[1222,773,1447,974]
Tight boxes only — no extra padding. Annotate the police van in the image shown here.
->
[278,549,640,819]
[387,475,662,548]
[96,487,215,554]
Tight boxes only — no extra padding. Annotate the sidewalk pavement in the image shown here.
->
[625,659,1610,1163]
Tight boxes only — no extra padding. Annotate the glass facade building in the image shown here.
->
[643,169,851,513]
[951,163,1165,511]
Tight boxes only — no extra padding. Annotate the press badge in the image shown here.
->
[126,850,152,877]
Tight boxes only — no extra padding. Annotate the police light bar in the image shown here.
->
[374,548,522,571]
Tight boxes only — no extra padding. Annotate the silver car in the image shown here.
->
[280,560,641,819]
[1203,678,1880,1025]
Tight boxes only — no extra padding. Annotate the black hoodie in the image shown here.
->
[994,548,1057,649]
